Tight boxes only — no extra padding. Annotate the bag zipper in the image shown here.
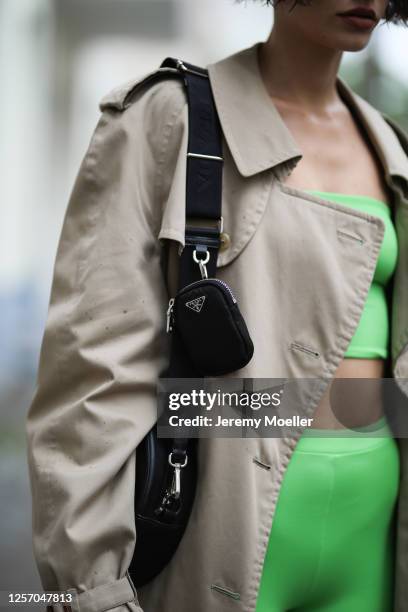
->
[166,279,237,333]
[178,278,237,303]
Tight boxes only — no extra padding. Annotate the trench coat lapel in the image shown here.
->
[208,43,302,177]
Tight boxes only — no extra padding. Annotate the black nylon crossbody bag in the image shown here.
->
[128,57,254,588]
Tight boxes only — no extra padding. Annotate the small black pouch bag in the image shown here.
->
[167,277,254,376]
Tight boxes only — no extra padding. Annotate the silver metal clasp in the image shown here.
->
[168,452,188,499]
[166,298,175,333]
[193,248,210,279]
[154,451,189,515]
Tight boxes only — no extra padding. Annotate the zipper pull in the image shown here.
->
[166,298,175,333]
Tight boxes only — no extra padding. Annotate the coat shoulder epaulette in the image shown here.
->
[99,65,183,112]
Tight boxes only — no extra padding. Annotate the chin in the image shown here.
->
[341,43,371,52]
[341,38,372,52]
[327,33,373,53]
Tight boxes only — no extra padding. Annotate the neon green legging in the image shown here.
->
[255,417,400,612]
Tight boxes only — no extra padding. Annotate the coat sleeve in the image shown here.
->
[26,77,187,612]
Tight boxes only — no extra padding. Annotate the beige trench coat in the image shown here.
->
[26,42,408,612]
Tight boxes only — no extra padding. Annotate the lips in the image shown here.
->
[337,6,377,20]
[337,6,379,30]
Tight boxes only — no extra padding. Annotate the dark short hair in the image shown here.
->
[247,1,408,24]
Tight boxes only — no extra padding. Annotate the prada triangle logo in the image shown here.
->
[185,296,206,313]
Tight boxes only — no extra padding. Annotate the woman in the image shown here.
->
[253,2,405,609]
[26,1,408,612]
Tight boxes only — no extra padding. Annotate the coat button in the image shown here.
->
[220,232,231,251]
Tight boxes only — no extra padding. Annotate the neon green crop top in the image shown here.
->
[308,191,398,359]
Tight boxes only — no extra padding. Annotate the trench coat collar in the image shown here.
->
[207,41,408,182]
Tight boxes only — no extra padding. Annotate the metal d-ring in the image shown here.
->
[193,248,210,279]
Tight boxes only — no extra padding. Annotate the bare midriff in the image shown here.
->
[312,358,386,429]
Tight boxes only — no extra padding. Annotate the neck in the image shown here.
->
[258,28,343,113]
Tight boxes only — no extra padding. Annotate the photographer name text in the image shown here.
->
[168,414,313,429]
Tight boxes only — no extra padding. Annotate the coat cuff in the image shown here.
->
[46,574,142,612]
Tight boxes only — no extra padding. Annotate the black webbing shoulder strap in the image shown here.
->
[159,57,224,462]
[161,57,223,286]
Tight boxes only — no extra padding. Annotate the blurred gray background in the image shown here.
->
[0,0,407,607]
